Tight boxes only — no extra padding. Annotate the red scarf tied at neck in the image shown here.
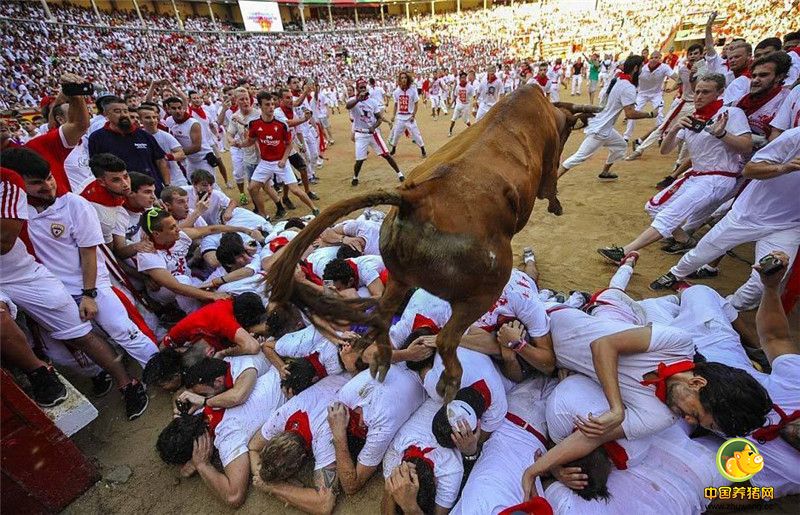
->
[617,73,633,83]
[535,74,549,87]
[285,410,313,450]
[640,360,695,402]
[692,99,724,122]
[81,179,126,207]
[402,445,435,472]
[188,105,207,120]
[347,407,368,440]
[306,352,328,381]
[737,84,783,116]
[751,404,800,443]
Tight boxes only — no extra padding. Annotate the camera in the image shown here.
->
[687,116,707,133]
[62,82,94,96]
[758,254,784,276]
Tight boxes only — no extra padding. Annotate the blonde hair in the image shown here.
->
[259,431,310,482]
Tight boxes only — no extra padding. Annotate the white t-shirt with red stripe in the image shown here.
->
[473,269,549,338]
[338,366,426,467]
[0,169,37,281]
[423,347,508,432]
[676,105,750,173]
[389,288,452,349]
[275,325,343,377]
[770,84,800,132]
[137,231,193,276]
[260,374,350,470]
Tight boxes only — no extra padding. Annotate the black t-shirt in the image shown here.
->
[572,62,584,74]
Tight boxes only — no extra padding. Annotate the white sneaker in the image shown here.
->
[225,181,235,189]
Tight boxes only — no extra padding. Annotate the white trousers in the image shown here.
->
[561,131,627,170]
[670,211,800,310]
[645,175,738,238]
[549,84,561,103]
[389,117,425,147]
[149,275,204,314]
[571,75,582,95]
[72,286,158,367]
[624,92,666,139]
[451,104,471,124]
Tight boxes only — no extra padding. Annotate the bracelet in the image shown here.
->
[220,276,227,284]
[716,130,727,139]
[463,452,479,462]
[507,338,528,352]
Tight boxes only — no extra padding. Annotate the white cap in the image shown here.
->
[446,400,477,432]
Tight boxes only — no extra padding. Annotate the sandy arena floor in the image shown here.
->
[65,89,799,514]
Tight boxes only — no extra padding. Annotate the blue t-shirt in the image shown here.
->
[88,127,166,188]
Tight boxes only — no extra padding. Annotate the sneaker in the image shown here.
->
[538,288,556,302]
[238,193,249,205]
[28,366,68,407]
[316,158,324,167]
[522,246,535,264]
[122,380,149,421]
[620,251,639,267]
[687,265,719,279]
[553,291,568,303]
[308,191,320,201]
[351,177,359,186]
[448,131,453,137]
[421,149,427,158]
[398,174,405,182]
[655,176,675,189]
[598,171,618,181]
[311,208,320,216]
[632,138,642,151]
[663,238,696,255]
[225,181,235,189]
[597,246,625,265]
[309,176,320,185]
[275,206,287,219]
[284,199,297,210]
[623,152,641,161]
[649,272,678,291]
[659,237,676,250]
[92,371,113,397]
[566,291,591,308]
[328,139,335,145]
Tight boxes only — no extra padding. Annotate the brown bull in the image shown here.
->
[267,85,594,401]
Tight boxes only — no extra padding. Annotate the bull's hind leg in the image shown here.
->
[435,295,498,403]
[370,277,410,382]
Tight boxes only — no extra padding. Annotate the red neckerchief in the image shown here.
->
[402,445,435,472]
[157,121,169,132]
[553,65,562,73]
[81,179,126,207]
[412,313,440,334]
[279,105,294,120]
[692,99,724,122]
[306,351,328,381]
[535,74,549,87]
[223,363,234,389]
[102,120,140,135]
[487,74,497,83]
[345,259,360,286]
[469,379,492,409]
[299,260,323,286]
[737,84,783,116]
[640,360,695,402]
[285,410,313,450]
[188,105,206,120]
[751,404,800,443]
[269,236,289,253]
[347,407,368,440]
[498,497,553,515]
[459,80,467,87]
[617,73,633,82]
[790,47,800,58]
[733,65,752,79]
[203,405,226,436]
[602,440,629,470]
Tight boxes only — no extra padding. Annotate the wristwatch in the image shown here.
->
[81,288,98,298]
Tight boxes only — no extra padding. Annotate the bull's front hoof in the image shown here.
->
[369,345,391,382]
[369,362,389,382]
[436,373,461,404]
[548,198,563,216]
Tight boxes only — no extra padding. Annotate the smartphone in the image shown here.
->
[62,82,94,96]
[759,255,784,276]
[687,116,707,133]
[199,191,210,202]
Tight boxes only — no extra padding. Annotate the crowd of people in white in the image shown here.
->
[1,1,799,514]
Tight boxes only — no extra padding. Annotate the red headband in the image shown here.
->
[640,360,695,403]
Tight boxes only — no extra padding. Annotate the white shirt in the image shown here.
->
[183,186,230,225]
[0,172,38,281]
[676,106,750,173]
[733,125,800,230]
[382,399,464,509]
[340,218,382,256]
[26,193,111,295]
[549,308,693,439]
[225,353,271,381]
[123,207,143,244]
[213,367,285,467]
[151,129,185,185]
[473,269,549,338]
[137,231,192,276]
[63,137,93,193]
[722,75,751,106]
[228,108,261,165]
[368,85,386,108]
[306,245,341,278]
[585,78,636,137]
[742,87,789,139]
[637,63,672,96]
[389,288,452,349]
[392,87,420,120]
[166,116,211,165]
[338,366,426,467]
[477,77,504,107]
[347,255,385,289]
[275,325,343,377]
[348,96,383,133]
[423,347,508,432]
[261,374,350,470]
[770,84,800,131]
[454,83,476,107]
[747,354,800,497]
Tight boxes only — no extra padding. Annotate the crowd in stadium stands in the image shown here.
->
[1,0,798,109]
[304,15,401,32]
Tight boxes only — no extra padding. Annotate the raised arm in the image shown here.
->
[755,251,799,364]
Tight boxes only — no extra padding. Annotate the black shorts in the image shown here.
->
[288,153,306,171]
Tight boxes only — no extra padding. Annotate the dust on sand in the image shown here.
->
[66,90,799,514]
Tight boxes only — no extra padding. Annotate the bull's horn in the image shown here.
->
[554,102,603,114]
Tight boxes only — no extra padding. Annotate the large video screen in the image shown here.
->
[239,1,283,32]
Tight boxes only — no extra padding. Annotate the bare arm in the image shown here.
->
[145,267,224,302]
[156,159,170,186]
[62,92,90,147]
[183,224,262,242]
[204,368,257,409]
[704,11,718,57]
[329,403,378,494]
[0,219,22,254]
[184,123,202,155]
[755,252,799,364]
[743,158,800,180]
[259,465,338,515]
[623,104,656,120]
[192,435,250,508]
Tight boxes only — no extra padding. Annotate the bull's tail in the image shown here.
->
[267,190,403,303]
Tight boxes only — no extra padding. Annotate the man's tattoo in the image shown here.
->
[322,466,337,489]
